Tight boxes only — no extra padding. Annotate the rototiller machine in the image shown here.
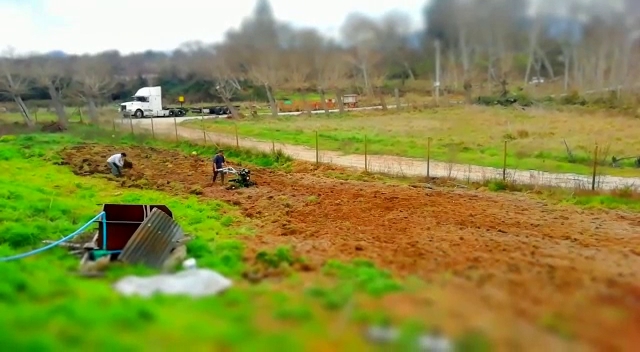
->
[219,166,256,190]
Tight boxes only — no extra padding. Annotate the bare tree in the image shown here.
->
[309,36,338,114]
[523,4,555,86]
[523,5,539,85]
[224,0,284,117]
[0,49,34,126]
[281,29,325,114]
[31,57,70,127]
[377,12,417,81]
[321,51,350,113]
[620,28,640,94]
[212,50,242,119]
[473,0,522,95]
[340,13,382,96]
[564,5,629,94]
[73,57,114,123]
[314,51,333,114]
[368,63,389,110]
[188,47,242,118]
[282,50,312,114]
[455,8,474,91]
[247,55,282,117]
[215,79,242,119]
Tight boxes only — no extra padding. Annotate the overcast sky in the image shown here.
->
[0,0,425,55]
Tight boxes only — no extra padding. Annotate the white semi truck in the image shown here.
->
[120,86,232,118]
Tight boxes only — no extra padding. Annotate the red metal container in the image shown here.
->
[97,204,172,251]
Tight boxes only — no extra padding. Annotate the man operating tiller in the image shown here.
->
[212,149,227,184]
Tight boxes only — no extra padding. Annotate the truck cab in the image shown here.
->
[120,86,172,118]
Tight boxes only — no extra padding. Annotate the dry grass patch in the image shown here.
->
[187,105,640,177]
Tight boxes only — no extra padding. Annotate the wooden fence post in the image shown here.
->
[364,135,368,172]
[201,115,206,144]
[150,117,155,139]
[235,124,239,148]
[592,144,599,190]
[129,117,134,135]
[315,130,319,165]
[394,88,400,110]
[427,137,431,178]
[174,117,178,141]
[502,140,508,181]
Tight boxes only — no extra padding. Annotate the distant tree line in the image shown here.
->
[1,0,639,126]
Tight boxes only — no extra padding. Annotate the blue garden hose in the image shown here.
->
[0,211,107,262]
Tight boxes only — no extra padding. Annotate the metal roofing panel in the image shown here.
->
[119,208,185,269]
[98,204,172,251]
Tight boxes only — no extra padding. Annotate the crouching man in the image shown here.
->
[107,152,127,177]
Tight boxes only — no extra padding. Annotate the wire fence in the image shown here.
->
[109,115,640,192]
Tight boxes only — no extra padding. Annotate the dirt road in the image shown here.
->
[62,143,640,351]
[120,117,640,190]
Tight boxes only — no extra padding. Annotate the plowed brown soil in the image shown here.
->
[61,144,640,351]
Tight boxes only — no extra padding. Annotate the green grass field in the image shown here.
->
[0,108,88,124]
[0,127,495,351]
[184,105,640,177]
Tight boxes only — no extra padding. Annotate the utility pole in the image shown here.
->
[434,39,441,105]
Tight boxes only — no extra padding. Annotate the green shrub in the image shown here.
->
[476,92,533,107]
[559,91,587,106]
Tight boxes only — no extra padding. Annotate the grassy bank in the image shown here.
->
[0,134,272,349]
[185,105,640,177]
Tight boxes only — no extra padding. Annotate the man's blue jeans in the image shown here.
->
[108,162,121,176]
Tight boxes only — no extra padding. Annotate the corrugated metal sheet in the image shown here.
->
[98,204,172,251]
[119,208,185,269]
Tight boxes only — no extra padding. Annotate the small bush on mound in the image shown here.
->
[476,92,533,107]
[559,91,587,106]
[40,122,66,133]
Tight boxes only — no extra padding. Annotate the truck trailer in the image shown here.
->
[120,86,233,118]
